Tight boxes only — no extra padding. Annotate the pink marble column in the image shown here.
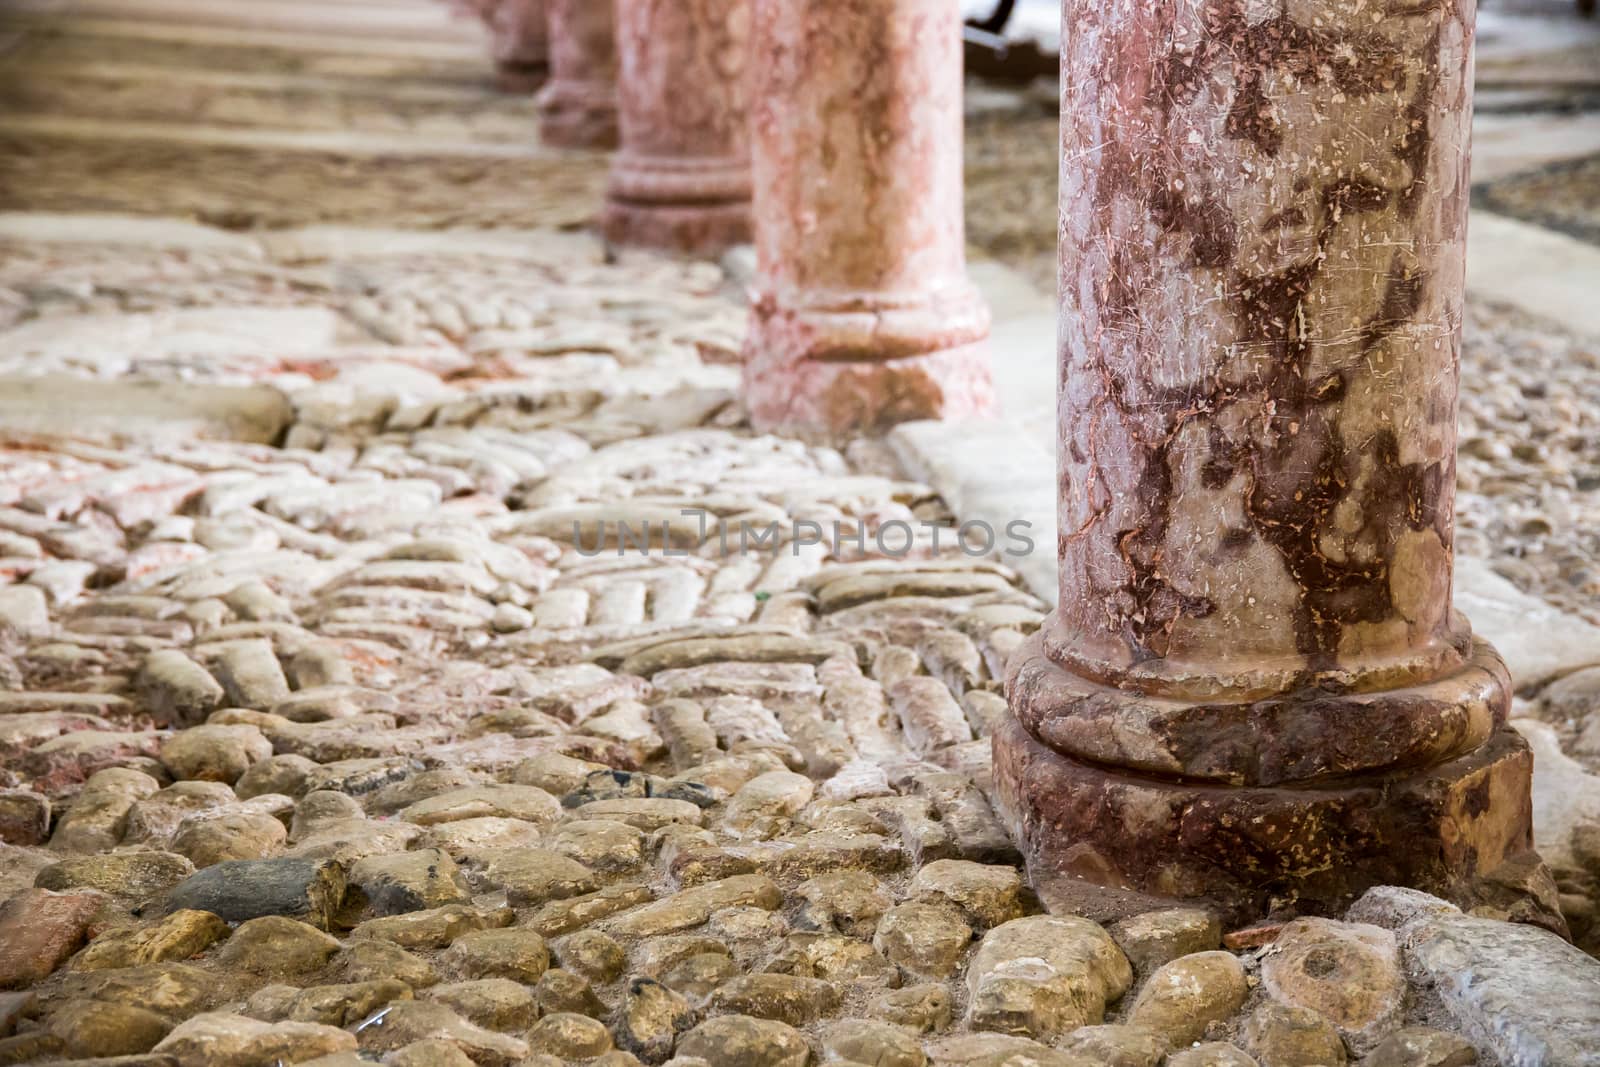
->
[741,0,995,435]
[536,0,619,149]
[995,0,1554,926]
[603,0,753,256]
[449,0,548,91]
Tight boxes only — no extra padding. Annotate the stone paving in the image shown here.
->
[0,2,1598,1067]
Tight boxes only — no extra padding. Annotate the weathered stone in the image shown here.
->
[676,1015,808,1067]
[0,991,29,1038]
[252,978,410,1028]
[349,849,470,916]
[658,951,740,1002]
[365,769,487,816]
[292,791,364,838]
[49,767,161,853]
[45,997,172,1057]
[821,1019,926,1067]
[709,972,840,1026]
[557,929,626,982]
[1109,909,1223,975]
[442,927,549,982]
[534,967,606,1018]
[70,910,229,972]
[1241,1003,1347,1067]
[137,650,225,727]
[607,875,780,937]
[356,1000,529,1067]
[965,915,1132,1041]
[1165,1046,1261,1067]
[55,962,213,1018]
[0,889,103,988]
[551,818,646,872]
[528,1012,614,1059]
[158,857,346,929]
[426,978,538,1031]
[795,870,893,939]
[617,977,695,1064]
[1127,951,1249,1050]
[923,1032,1093,1067]
[532,883,654,937]
[1261,918,1404,1056]
[385,1038,479,1067]
[1362,1028,1477,1067]
[575,797,703,831]
[217,915,341,976]
[0,1030,63,1064]
[891,677,972,755]
[172,811,288,866]
[339,938,439,989]
[874,902,972,981]
[37,851,196,903]
[206,639,292,710]
[159,724,273,784]
[482,847,598,905]
[909,860,1024,929]
[302,759,414,800]
[423,816,544,860]
[720,771,813,835]
[400,785,561,826]
[512,752,610,796]
[910,774,1020,866]
[1060,1025,1167,1067]
[124,781,238,847]
[353,904,512,950]
[870,983,952,1034]
[1403,911,1600,1067]
[0,791,49,846]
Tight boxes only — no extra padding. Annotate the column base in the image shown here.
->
[602,155,751,257]
[536,81,618,149]
[993,710,1554,927]
[742,286,996,435]
[494,60,548,94]
[742,338,996,436]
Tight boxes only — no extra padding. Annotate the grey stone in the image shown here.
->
[1404,912,1600,1066]
[136,650,225,727]
[158,857,346,929]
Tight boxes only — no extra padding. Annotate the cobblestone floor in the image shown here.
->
[0,3,1598,1067]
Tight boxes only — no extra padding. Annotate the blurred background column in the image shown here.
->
[603,0,753,257]
[741,0,995,435]
[537,0,619,148]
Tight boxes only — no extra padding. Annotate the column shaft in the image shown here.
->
[537,0,619,149]
[604,0,753,256]
[995,0,1552,925]
[450,0,547,91]
[741,0,995,434]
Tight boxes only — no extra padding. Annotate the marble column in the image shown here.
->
[536,0,619,149]
[995,0,1552,924]
[603,0,752,257]
[741,0,995,435]
[448,0,546,90]
[485,0,548,92]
